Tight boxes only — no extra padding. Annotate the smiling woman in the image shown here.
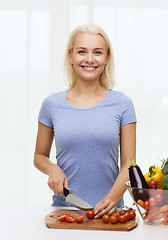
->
[1,0,168,210]
[34,23,136,218]
[68,32,109,85]
[64,23,115,90]
[65,26,111,108]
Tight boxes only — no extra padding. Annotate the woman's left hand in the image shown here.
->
[93,198,117,218]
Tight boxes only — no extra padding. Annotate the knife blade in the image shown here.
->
[63,187,94,210]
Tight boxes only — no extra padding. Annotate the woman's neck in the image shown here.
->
[66,83,107,108]
[70,81,106,97]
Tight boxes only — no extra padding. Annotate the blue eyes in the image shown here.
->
[78,50,102,55]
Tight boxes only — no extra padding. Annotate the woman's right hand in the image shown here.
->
[47,164,69,196]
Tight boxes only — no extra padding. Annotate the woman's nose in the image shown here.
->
[86,52,94,63]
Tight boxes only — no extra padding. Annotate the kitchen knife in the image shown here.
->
[63,187,94,210]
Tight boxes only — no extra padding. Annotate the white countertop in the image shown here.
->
[0,205,167,240]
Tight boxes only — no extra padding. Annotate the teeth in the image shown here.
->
[83,67,96,70]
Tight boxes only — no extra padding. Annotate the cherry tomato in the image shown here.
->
[118,214,127,223]
[75,215,84,223]
[129,210,136,220]
[86,210,95,219]
[102,215,110,223]
[148,197,157,207]
[66,213,74,218]
[127,208,133,212]
[120,209,126,215]
[113,211,120,217]
[66,215,74,223]
[149,189,155,197]
[58,215,66,222]
[155,193,163,203]
[109,215,118,224]
[124,212,130,221]
[148,180,158,189]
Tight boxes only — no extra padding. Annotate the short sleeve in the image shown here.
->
[120,94,137,126]
[38,96,53,128]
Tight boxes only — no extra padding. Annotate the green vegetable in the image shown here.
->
[161,158,168,190]
[163,175,168,190]
[161,158,168,169]
[162,165,168,175]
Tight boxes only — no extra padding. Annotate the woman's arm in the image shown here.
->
[34,121,69,195]
[94,122,136,218]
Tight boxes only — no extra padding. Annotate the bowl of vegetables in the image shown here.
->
[126,181,168,225]
[125,157,168,225]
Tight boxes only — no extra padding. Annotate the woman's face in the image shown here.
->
[69,32,109,84]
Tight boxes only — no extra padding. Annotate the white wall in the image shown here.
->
[0,0,168,207]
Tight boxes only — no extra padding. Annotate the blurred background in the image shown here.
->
[0,0,168,207]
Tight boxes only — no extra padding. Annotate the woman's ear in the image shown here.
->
[69,49,73,64]
[105,52,110,65]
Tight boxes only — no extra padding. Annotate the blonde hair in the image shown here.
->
[64,23,115,89]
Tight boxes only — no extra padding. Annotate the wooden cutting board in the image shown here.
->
[45,209,138,231]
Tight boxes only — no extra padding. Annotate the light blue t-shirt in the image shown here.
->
[38,89,136,208]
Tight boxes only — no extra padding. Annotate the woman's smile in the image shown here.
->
[81,65,98,72]
[69,32,109,82]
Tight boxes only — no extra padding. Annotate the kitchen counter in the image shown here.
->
[0,205,167,240]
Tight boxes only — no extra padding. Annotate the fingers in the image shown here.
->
[48,179,67,196]
[94,198,117,218]
[47,167,69,196]
[64,177,70,190]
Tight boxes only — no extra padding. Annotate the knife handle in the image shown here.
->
[63,187,70,197]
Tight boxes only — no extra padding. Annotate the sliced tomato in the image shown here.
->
[58,215,66,222]
[66,213,74,218]
[75,215,84,223]
[66,215,74,223]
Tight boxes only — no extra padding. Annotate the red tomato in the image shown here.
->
[66,213,74,218]
[86,210,95,219]
[118,214,127,223]
[129,210,136,220]
[155,193,163,203]
[66,215,74,223]
[109,215,118,224]
[120,209,126,215]
[58,215,66,222]
[124,212,130,221]
[127,208,133,212]
[75,215,84,223]
[148,180,158,189]
[148,197,157,207]
[102,215,110,223]
[113,211,120,217]
[149,189,155,197]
